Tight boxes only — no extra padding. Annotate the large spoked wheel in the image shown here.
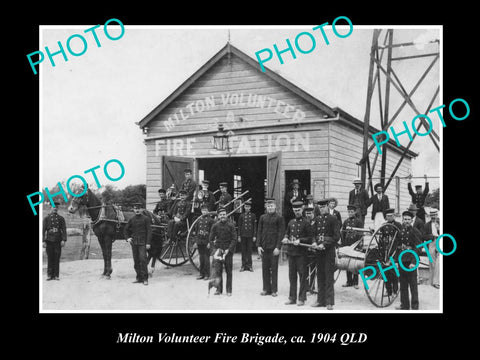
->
[363,223,400,307]
[186,213,216,272]
[156,222,190,267]
[306,251,342,295]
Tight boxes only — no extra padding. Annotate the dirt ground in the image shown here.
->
[41,236,441,312]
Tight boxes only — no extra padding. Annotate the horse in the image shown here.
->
[68,188,134,279]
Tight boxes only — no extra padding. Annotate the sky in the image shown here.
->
[40,24,441,192]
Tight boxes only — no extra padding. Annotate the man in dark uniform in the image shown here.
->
[407,175,429,222]
[348,178,369,225]
[43,202,67,280]
[304,206,317,294]
[395,210,422,310]
[341,204,363,288]
[181,168,198,201]
[237,200,257,272]
[167,189,191,241]
[282,201,313,306]
[381,208,402,296]
[311,199,341,310]
[209,207,237,296]
[257,198,285,297]
[200,179,216,211]
[153,188,172,216]
[284,179,304,223]
[217,182,233,214]
[192,204,215,280]
[124,203,152,285]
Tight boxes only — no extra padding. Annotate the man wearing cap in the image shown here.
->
[394,210,422,310]
[348,178,369,225]
[282,201,313,306]
[124,204,152,285]
[217,182,233,214]
[257,198,285,297]
[167,189,191,241]
[192,204,215,280]
[43,202,67,280]
[341,204,363,288]
[181,168,198,202]
[238,200,257,272]
[209,207,237,295]
[366,183,390,230]
[304,194,320,217]
[407,175,429,223]
[311,199,341,310]
[285,179,304,222]
[380,208,402,296]
[153,188,172,217]
[423,209,440,289]
[200,180,215,211]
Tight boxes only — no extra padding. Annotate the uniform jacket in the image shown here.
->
[366,194,390,220]
[348,187,370,216]
[200,190,216,211]
[313,213,341,249]
[257,212,285,250]
[341,216,363,246]
[181,179,198,201]
[124,214,152,245]
[238,211,257,238]
[395,224,422,266]
[408,182,429,208]
[193,215,214,245]
[169,198,191,219]
[43,212,67,242]
[153,199,172,216]
[217,192,233,213]
[209,220,236,252]
[285,216,313,256]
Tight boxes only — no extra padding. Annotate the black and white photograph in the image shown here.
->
[18,5,476,353]
[38,24,443,313]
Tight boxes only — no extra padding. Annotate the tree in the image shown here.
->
[424,187,439,209]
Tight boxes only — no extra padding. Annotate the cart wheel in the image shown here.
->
[363,223,400,307]
[157,224,190,267]
[186,214,212,272]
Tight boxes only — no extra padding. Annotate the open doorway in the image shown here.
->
[197,156,267,221]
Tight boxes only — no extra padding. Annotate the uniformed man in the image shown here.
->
[257,198,285,297]
[394,210,422,310]
[217,182,233,214]
[348,178,369,225]
[43,202,67,281]
[192,204,215,280]
[341,204,363,288]
[237,200,257,272]
[304,206,317,294]
[381,208,402,296]
[284,179,304,222]
[311,199,341,310]
[407,175,429,223]
[181,168,198,201]
[304,194,320,217]
[282,201,313,306]
[167,189,191,241]
[200,179,216,211]
[153,188,172,217]
[124,203,152,285]
[209,207,237,296]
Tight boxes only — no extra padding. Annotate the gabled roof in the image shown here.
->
[137,42,416,158]
[137,42,336,128]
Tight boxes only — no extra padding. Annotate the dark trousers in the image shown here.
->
[399,268,419,309]
[147,241,162,268]
[197,244,210,278]
[346,271,358,286]
[131,243,148,281]
[46,242,61,278]
[316,246,336,306]
[211,252,233,294]
[288,255,307,302]
[385,271,399,295]
[240,236,253,268]
[261,249,279,294]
